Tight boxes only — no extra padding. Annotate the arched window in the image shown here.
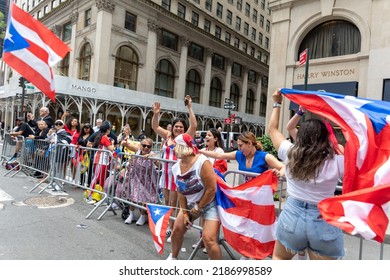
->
[245,89,255,114]
[78,43,92,81]
[209,77,222,107]
[298,20,361,60]
[230,83,240,110]
[259,93,266,117]
[58,53,69,76]
[155,59,175,98]
[185,69,201,103]
[114,46,139,90]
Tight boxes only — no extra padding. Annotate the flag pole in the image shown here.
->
[304,48,309,90]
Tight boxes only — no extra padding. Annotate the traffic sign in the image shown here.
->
[25,83,35,90]
[224,118,232,124]
[224,104,236,110]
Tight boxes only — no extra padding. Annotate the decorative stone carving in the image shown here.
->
[52,25,62,37]
[147,20,158,32]
[206,48,214,57]
[95,0,115,13]
[180,37,190,48]
[70,11,79,24]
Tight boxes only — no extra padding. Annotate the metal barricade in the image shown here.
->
[2,134,25,176]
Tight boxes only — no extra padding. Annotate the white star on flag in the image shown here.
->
[154,208,161,216]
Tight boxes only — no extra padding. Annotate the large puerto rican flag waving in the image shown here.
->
[2,2,70,101]
[281,88,390,242]
[216,170,278,259]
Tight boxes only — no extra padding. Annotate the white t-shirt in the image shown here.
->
[201,147,224,165]
[278,140,344,204]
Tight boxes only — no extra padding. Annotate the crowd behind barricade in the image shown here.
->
[0,94,355,261]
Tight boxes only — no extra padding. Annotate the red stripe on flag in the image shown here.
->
[223,200,276,225]
[3,52,55,101]
[11,3,70,58]
[222,227,275,259]
[299,48,307,66]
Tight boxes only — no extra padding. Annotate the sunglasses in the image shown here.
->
[54,123,63,126]
[141,144,152,149]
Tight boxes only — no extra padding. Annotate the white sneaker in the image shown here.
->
[166,253,177,260]
[111,203,120,210]
[167,236,172,243]
[166,228,172,237]
[125,211,136,224]
[136,214,148,226]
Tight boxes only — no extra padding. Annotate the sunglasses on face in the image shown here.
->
[141,144,152,149]
[54,123,63,126]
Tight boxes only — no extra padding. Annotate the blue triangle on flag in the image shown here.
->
[148,204,170,224]
[4,22,30,53]
[216,184,236,209]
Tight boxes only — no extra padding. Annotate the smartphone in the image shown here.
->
[184,99,189,106]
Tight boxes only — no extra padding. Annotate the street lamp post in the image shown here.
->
[224,98,236,151]
[18,77,26,119]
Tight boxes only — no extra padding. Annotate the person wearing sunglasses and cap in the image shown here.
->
[120,138,159,226]
[166,133,221,260]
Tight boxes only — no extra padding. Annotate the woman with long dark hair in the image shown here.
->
[151,95,197,240]
[268,89,344,260]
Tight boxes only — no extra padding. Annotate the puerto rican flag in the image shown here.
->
[281,88,390,242]
[216,170,278,259]
[146,204,172,254]
[2,3,70,101]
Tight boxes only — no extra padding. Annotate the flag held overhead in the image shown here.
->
[3,3,71,101]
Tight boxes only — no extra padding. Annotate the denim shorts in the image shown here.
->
[200,200,219,221]
[276,197,345,259]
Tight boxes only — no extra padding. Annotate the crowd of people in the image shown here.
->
[4,89,346,261]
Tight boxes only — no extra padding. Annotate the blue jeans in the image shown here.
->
[276,196,345,259]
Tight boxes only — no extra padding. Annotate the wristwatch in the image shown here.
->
[273,102,282,108]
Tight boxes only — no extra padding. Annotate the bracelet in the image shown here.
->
[273,102,282,108]
[296,110,305,116]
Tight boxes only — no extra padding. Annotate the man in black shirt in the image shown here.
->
[28,106,54,132]
[9,118,35,158]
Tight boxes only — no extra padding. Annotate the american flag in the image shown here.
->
[281,88,390,242]
[2,3,70,101]
[216,170,278,259]
[299,48,308,66]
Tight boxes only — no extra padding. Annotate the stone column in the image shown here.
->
[176,37,190,100]
[224,58,232,101]
[202,48,213,105]
[144,20,158,94]
[254,77,262,116]
[240,66,248,112]
[93,0,115,83]
[68,11,78,77]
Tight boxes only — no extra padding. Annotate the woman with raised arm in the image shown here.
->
[268,88,344,260]
[151,95,197,241]
[200,131,284,181]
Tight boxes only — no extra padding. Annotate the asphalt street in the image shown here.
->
[0,150,389,260]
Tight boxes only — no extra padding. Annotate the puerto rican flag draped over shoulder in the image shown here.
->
[215,170,278,259]
[281,88,390,242]
[146,204,172,254]
[2,2,70,101]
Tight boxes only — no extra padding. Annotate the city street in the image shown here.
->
[0,152,389,260]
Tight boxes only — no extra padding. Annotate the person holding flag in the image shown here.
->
[166,133,221,260]
[268,89,345,260]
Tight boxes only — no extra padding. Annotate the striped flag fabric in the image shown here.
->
[299,48,308,66]
[281,88,390,242]
[215,170,278,259]
[2,3,70,101]
[146,204,172,254]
